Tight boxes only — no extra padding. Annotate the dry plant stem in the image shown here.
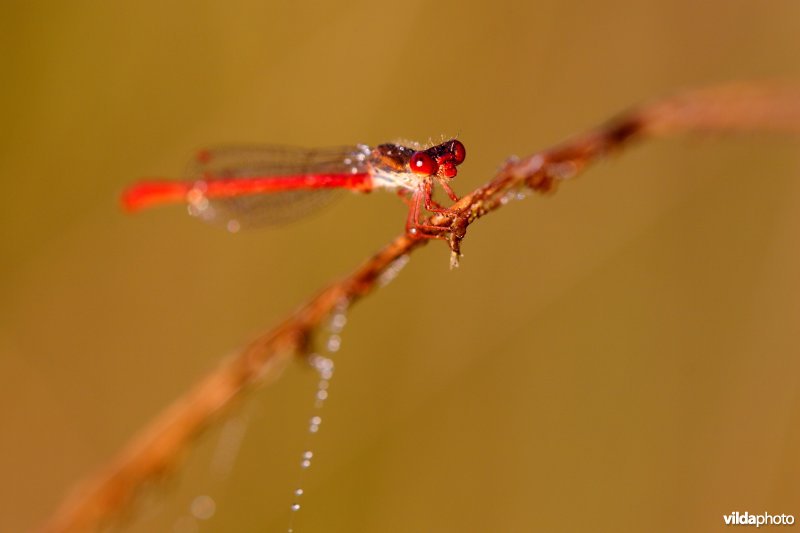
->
[42,82,800,533]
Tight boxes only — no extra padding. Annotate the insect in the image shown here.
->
[121,139,467,238]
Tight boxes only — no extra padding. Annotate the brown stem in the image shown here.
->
[41,81,800,532]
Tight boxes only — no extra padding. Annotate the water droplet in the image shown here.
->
[316,390,328,401]
[547,161,578,180]
[311,355,333,373]
[190,495,216,520]
[303,450,314,459]
[326,335,341,352]
[301,459,311,468]
[522,154,545,174]
[291,503,301,512]
[186,188,204,203]
[330,313,347,332]
[312,356,334,381]
[226,219,241,233]
[187,189,209,209]
[187,200,215,221]
[295,488,304,497]
[378,254,410,286]
[211,414,249,477]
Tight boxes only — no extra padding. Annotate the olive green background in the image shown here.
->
[3,1,800,532]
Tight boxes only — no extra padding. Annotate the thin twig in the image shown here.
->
[41,81,800,533]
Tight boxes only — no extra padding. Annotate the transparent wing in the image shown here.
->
[185,144,371,229]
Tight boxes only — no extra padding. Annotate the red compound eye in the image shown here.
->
[451,140,466,165]
[410,151,438,176]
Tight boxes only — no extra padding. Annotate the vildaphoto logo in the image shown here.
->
[724,512,795,527]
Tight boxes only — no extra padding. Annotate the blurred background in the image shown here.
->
[3,1,800,531]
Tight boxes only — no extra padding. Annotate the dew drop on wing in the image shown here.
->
[184,144,369,228]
